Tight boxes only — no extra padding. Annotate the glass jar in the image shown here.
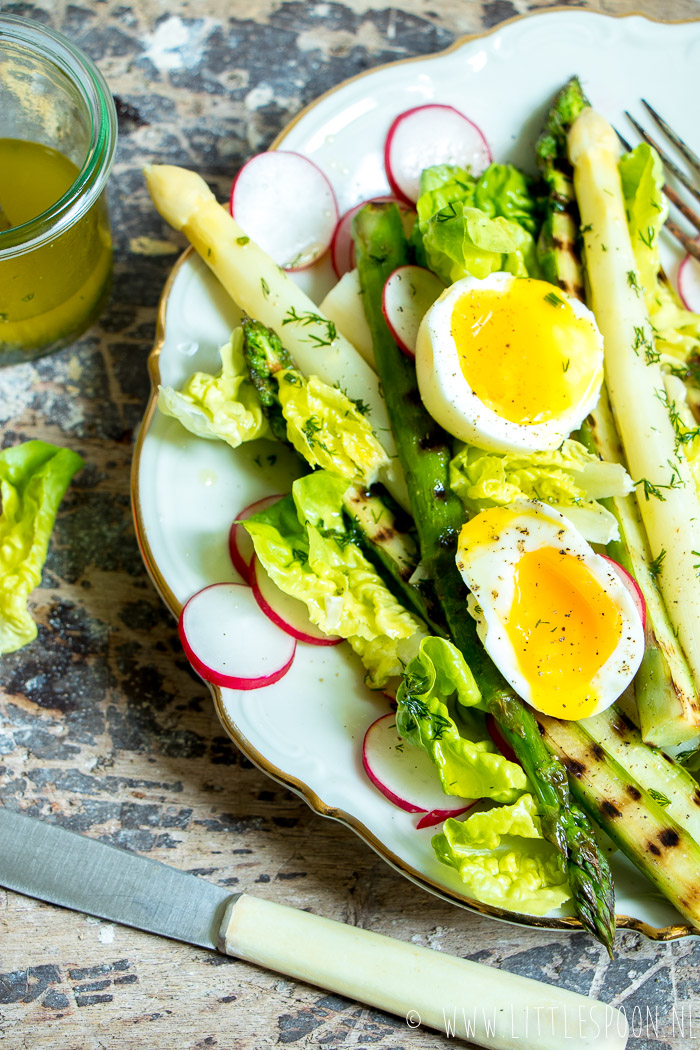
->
[0,15,117,364]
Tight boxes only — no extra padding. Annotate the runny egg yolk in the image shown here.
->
[451,279,600,425]
[506,547,623,718]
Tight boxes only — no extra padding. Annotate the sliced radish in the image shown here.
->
[382,265,445,358]
[678,249,700,312]
[230,151,338,270]
[601,554,647,630]
[331,196,416,278]
[485,714,519,765]
[416,807,476,830]
[362,712,474,817]
[179,582,297,689]
[384,104,491,204]
[229,494,284,584]
[250,556,342,647]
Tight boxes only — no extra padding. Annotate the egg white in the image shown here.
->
[456,500,645,718]
[415,272,604,454]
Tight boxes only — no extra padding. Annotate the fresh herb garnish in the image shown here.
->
[639,226,656,249]
[302,415,331,453]
[282,306,337,347]
[648,788,671,808]
[544,291,564,307]
[260,277,270,298]
[236,235,250,246]
[649,549,666,577]
[627,270,641,295]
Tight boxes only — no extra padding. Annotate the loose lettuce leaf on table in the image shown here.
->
[244,471,426,688]
[432,794,572,915]
[395,637,528,804]
[0,441,84,655]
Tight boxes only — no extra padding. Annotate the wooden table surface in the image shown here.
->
[2,1,700,1048]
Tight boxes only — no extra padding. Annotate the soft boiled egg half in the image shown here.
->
[416,273,604,453]
[456,501,645,719]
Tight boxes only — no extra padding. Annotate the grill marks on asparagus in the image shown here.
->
[538,714,700,928]
[536,79,588,302]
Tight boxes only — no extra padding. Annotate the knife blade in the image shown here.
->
[0,807,628,1050]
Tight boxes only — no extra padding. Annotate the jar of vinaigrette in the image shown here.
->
[0,16,117,364]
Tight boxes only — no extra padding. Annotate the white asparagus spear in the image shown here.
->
[568,109,700,694]
[221,894,629,1050]
[144,164,408,510]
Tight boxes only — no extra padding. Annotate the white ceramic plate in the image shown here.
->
[133,9,700,939]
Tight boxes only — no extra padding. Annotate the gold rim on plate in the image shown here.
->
[131,7,698,942]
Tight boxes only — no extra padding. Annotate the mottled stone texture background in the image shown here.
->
[1,2,700,1048]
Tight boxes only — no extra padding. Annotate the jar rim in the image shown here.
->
[0,15,118,258]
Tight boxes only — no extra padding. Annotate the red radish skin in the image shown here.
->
[415,805,475,830]
[678,249,700,313]
[362,712,475,816]
[382,265,445,358]
[384,104,491,204]
[601,554,647,631]
[331,197,416,278]
[179,582,296,690]
[250,556,342,647]
[485,714,519,765]
[230,151,338,270]
[229,494,284,583]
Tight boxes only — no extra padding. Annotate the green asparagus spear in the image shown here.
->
[535,76,589,300]
[353,200,616,953]
[537,79,699,746]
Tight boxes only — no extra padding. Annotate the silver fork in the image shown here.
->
[617,101,700,264]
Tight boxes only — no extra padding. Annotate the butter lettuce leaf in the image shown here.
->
[276,369,389,486]
[620,143,700,366]
[396,637,528,803]
[244,471,426,687]
[0,441,84,654]
[473,164,541,237]
[158,329,270,447]
[450,439,632,544]
[432,794,571,915]
[415,163,540,284]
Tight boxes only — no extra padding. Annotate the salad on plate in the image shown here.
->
[143,76,700,954]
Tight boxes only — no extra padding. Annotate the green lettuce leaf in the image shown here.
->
[620,143,700,366]
[0,441,84,654]
[276,369,389,486]
[244,471,426,687]
[473,164,541,237]
[158,329,270,447]
[396,637,528,803]
[432,794,571,915]
[449,439,632,544]
[415,163,540,284]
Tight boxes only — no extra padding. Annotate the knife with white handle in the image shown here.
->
[0,806,627,1049]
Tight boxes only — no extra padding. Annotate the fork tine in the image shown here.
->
[614,127,633,152]
[666,218,700,263]
[663,183,700,235]
[641,99,700,178]
[625,112,700,207]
